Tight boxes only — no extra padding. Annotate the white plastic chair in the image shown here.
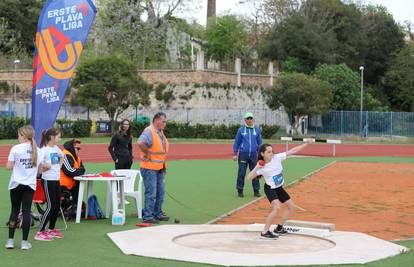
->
[109,169,143,218]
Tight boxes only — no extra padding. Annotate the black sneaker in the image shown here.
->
[260,231,278,239]
[238,191,244,198]
[254,190,261,197]
[274,227,288,235]
[143,219,159,224]
[156,215,170,221]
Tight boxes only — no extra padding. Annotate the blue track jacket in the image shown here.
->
[233,125,262,157]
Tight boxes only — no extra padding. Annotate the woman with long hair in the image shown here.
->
[35,127,64,241]
[5,125,43,250]
[108,119,133,169]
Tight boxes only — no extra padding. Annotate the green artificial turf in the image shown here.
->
[0,157,412,266]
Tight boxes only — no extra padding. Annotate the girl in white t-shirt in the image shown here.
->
[247,141,311,239]
[5,125,43,250]
[35,128,64,241]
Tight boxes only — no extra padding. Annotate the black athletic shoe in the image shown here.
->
[238,191,244,198]
[273,227,288,235]
[260,231,278,239]
[254,190,261,197]
[156,215,170,221]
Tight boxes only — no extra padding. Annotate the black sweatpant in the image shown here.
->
[9,185,34,241]
[115,156,133,170]
[39,180,61,231]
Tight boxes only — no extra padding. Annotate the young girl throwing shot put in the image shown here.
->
[247,140,311,239]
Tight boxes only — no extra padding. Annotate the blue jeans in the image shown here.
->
[237,153,260,191]
[141,168,165,221]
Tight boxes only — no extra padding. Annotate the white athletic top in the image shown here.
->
[256,152,287,189]
[41,145,63,181]
[8,143,43,190]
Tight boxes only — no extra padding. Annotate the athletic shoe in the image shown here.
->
[260,231,278,239]
[48,229,64,239]
[238,191,244,198]
[156,215,170,221]
[21,241,32,250]
[5,239,14,249]
[254,190,261,197]
[34,231,53,241]
[274,227,288,235]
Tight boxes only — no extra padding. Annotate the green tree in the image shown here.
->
[260,13,336,73]
[282,56,308,73]
[314,63,360,110]
[203,15,247,61]
[315,63,387,111]
[0,0,43,54]
[72,55,151,131]
[360,5,405,85]
[265,72,332,134]
[384,43,414,112]
[302,0,366,70]
[91,0,200,68]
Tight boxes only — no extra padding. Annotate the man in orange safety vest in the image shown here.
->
[137,112,170,223]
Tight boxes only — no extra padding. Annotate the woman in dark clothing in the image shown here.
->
[108,119,133,169]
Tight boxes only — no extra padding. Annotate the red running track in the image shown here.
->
[0,143,413,165]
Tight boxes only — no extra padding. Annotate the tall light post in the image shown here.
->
[359,66,364,135]
[13,59,20,117]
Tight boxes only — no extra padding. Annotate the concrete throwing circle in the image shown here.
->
[173,231,335,254]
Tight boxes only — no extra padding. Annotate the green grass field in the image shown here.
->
[0,157,412,267]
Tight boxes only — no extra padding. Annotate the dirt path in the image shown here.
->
[216,162,414,241]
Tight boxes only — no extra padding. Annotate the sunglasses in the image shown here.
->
[245,117,253,120]
[75,147,81,151]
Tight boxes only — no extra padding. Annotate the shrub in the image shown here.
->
[130,120,149,137]
[72,119,92,137]
[0,117,27,139]
[155,83,166,101]
[56,119,73,137]
[0,81,10,93]
[260,125,280,139]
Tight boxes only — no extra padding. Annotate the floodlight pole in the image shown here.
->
[359,66,364,135]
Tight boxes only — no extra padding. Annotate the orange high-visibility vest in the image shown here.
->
[140,125,169,170]
[60,149,81,190]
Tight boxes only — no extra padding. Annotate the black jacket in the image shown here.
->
[108,132,133,162]
[61,139,85,178]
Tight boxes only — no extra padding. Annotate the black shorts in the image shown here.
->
[264,184,290,203]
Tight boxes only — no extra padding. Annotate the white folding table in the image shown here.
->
[74,175,129,223]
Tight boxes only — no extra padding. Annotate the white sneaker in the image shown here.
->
[21,241,32,250]
[5,239,14,249]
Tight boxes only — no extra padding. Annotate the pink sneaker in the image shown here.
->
[48,229,64,239]
[34,231,53,241]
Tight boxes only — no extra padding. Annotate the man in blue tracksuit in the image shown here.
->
[233,112,262,197]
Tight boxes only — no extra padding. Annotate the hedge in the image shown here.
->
[56,119,92,137]
[0,117,28,139]
[130,121,280,139]
[0,117,280,140]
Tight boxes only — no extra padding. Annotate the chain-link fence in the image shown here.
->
[2,100,413,137]
[307,111,414,137]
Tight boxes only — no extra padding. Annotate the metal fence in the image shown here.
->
[307,111,414,137]
[2,100,413,137]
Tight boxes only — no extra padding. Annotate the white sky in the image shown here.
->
[188,0,413,26]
